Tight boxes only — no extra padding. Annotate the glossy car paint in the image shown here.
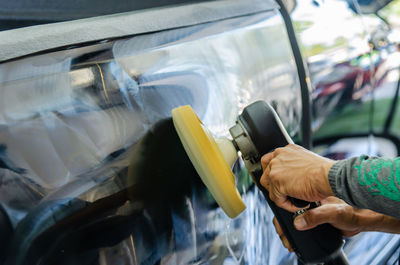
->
[0,0,399,264]
[0,10,302,265]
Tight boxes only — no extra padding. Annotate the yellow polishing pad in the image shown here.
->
[172,105,246,218]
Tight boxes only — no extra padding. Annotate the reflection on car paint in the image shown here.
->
[0,11,301,265]
[0,144,26,174]
[1,1,399,263]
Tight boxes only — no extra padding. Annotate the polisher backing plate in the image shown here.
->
[172,105,246,218]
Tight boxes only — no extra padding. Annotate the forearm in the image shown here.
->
[329,156,400,219]
[291,197,400,237]
[357,209,400,234]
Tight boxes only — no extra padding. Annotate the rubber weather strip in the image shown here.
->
[275,0,313,150]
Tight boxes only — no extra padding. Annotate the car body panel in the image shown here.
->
[0,0,399,264]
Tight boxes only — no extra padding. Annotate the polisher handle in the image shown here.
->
[237,101,345,264]
[289,197,310,208]
[251,169,344,264]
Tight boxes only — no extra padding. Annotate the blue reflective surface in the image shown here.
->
[0,10,302,265]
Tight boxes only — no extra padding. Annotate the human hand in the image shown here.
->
[273,197,400,252]
[260,144,335,212]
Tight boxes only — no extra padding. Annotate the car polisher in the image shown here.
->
[172,100,349,265]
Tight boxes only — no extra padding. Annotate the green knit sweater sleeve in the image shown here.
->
[328,155,400,219]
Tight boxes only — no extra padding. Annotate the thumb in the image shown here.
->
[293,205,334,230]
[293,215,311,230]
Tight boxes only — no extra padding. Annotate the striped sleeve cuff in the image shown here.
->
[327,160,344,198]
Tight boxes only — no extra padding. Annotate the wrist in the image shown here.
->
[358,210,400,233]
[321,159,335,197]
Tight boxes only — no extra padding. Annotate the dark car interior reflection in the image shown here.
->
[4,117,254,265]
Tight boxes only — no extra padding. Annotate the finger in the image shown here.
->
[294,204,336,230]
[281,234,292,251]
[260,165,271,188]
[273,218,293,251]
[278,199,303,213]
[273,217,283,236]
[261,152,275,171]
[269,186,302,212]
[268,186,285,206]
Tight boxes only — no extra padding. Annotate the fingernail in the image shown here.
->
[294,216,307,229]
